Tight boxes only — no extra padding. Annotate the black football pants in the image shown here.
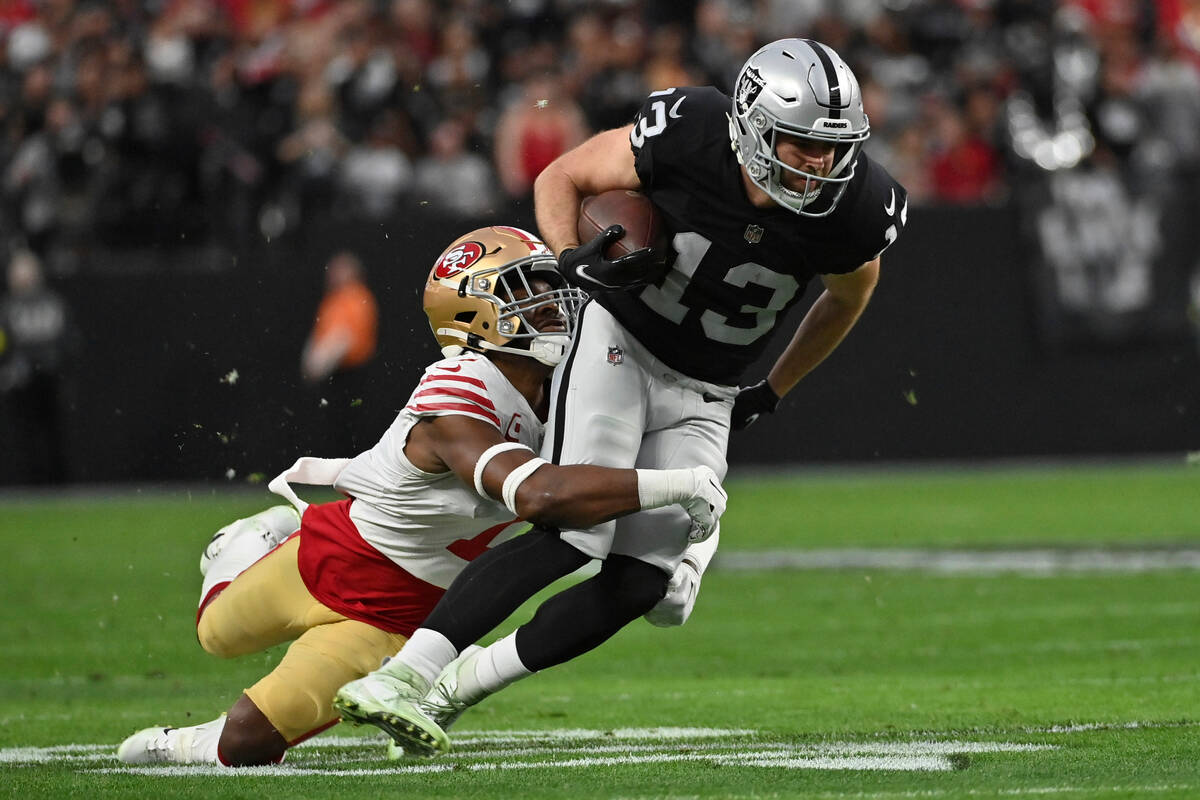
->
[421,525,670,671]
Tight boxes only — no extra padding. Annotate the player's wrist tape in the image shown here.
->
[473,442,533,499]
[501,457,548,516]
[635,468,700,510]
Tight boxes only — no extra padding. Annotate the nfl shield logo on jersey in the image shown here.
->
[607,346,624,366]
[744,224,764,244]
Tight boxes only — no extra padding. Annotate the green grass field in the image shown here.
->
[2,460,1199,798]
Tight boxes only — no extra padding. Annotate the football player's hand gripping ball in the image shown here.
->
[557,225,660,293]
[682,465,727,543]
[731,379,780,431]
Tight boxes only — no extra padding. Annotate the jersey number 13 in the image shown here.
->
[639,232,800,345]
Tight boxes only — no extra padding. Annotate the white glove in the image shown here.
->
[644,558,701,627]
[681,465,726,543]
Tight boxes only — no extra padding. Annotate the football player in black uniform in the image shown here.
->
[334,39,907,755]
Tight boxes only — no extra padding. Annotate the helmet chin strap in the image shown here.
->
[524,334,570,366]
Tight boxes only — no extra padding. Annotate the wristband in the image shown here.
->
[634,468,698,510]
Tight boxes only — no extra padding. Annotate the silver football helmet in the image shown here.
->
[728,39,870,217]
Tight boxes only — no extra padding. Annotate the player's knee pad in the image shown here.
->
[196,597,270,659]
[196,611,242,659]
[597,554,670,618]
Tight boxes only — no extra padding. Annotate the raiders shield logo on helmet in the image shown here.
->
[734,67,765,115]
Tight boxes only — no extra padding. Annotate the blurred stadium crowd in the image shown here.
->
[2,0,1199,270]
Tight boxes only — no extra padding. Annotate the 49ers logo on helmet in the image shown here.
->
[434,241,485,278]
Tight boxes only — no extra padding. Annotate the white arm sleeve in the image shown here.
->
[473,442,533,499]
[501,457,548,516]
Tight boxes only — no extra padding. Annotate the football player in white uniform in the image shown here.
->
[335,39,906,757]
[116,226,726,767]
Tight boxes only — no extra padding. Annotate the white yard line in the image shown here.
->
[797,786,1199,799]
[14,721,1200,781]
[91,751,955,776]
[10,728,1056,775]
[980,636,1200,654]
[717,548,1200,574]
[442,725,757,743]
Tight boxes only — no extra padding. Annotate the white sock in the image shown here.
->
[456,632,533,704]
[384,628,458,688]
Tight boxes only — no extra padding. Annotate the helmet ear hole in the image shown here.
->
[454,311,476,323]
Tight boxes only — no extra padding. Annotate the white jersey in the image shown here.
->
[333,354,543,588]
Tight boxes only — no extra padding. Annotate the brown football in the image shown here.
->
[577,190,669,260]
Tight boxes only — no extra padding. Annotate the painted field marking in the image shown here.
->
[4,727,1061,776]
[12,719,1197,772]
[434,725,757,744]
[719,548,1200,574]
[0,743,112,764]
[803,785,1200,798]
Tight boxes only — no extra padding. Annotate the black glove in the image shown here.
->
[557,225,661,293]
[730,379,780,431]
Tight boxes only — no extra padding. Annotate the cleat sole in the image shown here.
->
[332,697,449,757]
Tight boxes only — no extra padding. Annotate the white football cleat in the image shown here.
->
[200,505,300,576]
[643,558,701,628]
[116,715,226,764]
[387,645,484,760]
[334,663,449,756]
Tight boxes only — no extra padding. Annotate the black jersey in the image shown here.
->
[595,86,907,385]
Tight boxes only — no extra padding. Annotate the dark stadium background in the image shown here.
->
[1,0,1198,484]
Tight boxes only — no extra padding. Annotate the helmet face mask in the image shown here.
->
[729,39,870,217]
[424,227,586,367]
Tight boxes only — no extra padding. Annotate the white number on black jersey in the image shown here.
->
[640,232,801,345]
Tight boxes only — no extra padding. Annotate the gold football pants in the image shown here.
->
[196,536,409,743]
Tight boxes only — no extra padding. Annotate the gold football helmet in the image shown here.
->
[424,226,586,366]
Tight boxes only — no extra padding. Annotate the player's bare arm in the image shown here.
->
[766,257,880,397]
[533,125,641,256]
[407,413,722,534]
